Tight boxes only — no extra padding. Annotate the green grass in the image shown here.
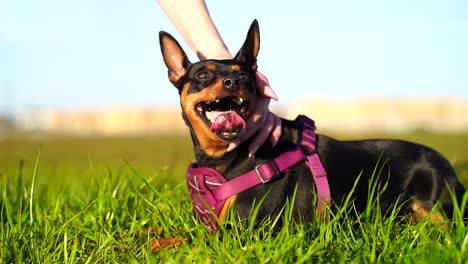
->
[1,132,468,262]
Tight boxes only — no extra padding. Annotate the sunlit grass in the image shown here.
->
[1,133,468,262]
[2,157,468,262]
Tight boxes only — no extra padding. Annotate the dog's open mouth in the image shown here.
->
[196,96,250,141]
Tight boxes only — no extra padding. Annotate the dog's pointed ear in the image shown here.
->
[159,31,191,87]
[234,20,260,71]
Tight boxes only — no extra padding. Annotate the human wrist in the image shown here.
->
[196,44,232,60]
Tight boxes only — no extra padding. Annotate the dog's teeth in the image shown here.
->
[206,111,212,121]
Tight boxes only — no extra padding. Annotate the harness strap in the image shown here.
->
[212,147,307,201]
[297,115,331,217]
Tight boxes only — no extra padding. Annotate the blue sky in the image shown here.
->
[0,0,467,116]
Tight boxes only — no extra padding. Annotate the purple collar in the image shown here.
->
[186,115,331,232]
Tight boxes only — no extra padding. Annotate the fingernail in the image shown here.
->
[271,137,279,148]
[264,86,278,101]
[227,142,238,152]
[249,144,260,158]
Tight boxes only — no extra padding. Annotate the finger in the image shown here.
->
[270,115,282,147]
[245,96,268,127]
[227,96,269,153]
[248,112,274,158]
[227,141,239,152]
[227,113,265,153]
[227,112,279,153]
[255,71,278,101]
[227,105,265,152]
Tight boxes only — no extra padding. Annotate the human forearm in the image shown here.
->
[157,0,232,60]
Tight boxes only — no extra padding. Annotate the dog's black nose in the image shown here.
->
[223,78,234,90]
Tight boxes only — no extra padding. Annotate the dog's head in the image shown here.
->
[159,20,260,156]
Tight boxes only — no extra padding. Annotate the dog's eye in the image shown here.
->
[196,71,212,80]
[239,73,249,81]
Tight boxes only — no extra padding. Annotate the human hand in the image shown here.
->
[227,71,282,157]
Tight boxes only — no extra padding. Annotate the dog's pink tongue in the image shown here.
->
[210,111,246,132]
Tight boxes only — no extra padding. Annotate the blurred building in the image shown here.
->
[284,97,468,133]
[18,107,187,136]
[15,97,468,136]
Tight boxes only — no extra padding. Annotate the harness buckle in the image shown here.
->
[297,115,316,130]
[255,161,281,184]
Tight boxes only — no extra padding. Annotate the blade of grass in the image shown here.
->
[248,189,271,231]
[30,147,41,225]
[64,229,68,263]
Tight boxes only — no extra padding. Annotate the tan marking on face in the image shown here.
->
[180,80,229,157]
[409,199,445,228]
[231,65,241,71]
[206,63,216,70]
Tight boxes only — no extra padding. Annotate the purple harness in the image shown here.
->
[186,115,331,233]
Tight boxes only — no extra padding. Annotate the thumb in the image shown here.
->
[255,71,278,101]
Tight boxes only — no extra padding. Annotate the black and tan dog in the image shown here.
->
[159,20,466,230]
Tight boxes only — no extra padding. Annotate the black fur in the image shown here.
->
[159,20,466,226]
